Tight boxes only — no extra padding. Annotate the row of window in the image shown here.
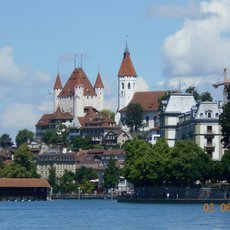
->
[121,82,135,90]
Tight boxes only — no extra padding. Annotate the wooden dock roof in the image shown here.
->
[0,178,51,188]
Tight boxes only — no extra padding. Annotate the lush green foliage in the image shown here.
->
[70,136,92,151]
[219,102,230,148]
[0,134,13,147]
[185,86,213,102]
[0,144,39,178]
[42,124,67,145]
[200,91,213,102]
[15,129,34,147]
[104,159,120,188]
[59,170,77,194]
[167,140,212,185]
[75,167,98,193]
[100,109,115,120]
[48,165,59,193]
[123,138,214,186]
[122,103,143,131]
[221,150,230,182]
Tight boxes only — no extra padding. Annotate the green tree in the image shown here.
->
[104,158,120,189]
[200,91,213,102]
[100,109,115,120]
[56,123,68,143]
[75,167,98,194]
[0,163,32,178]
[42,124,67,145]
[219,102,230,148]
[221,150,230,182]
[158,92,170,110]
[185,86,200,101]
[122,103,143,131]
[59,170,77,194]
[42,129,59,145]
[168,140,212,185]
[71,136,92,151]
[123,139,155,186]
[14,144,38,177]
[123,138,170,186]
[15,129,34,147]
[0,134,13,148]
[48,165,59,193]
[75,166,97,184]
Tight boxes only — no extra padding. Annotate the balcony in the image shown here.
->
[204,130,215,138]
[204,143,215,152]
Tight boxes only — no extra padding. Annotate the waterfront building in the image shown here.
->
[160,93,224,160]
[160,93,196,147]
[0,178,51,201]
[176,101,224,160]
[36,151,76,178]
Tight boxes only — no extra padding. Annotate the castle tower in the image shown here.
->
[73,74,84,120]
[53,73,62,112]
[94,72,104,111]
[117,46,137,110]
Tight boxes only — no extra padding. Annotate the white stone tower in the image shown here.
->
[73,77,84,119]
[53,73,62,112]
[94,72,104,112]
[117,46,137,110]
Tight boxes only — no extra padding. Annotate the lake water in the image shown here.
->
[0,199,229,229]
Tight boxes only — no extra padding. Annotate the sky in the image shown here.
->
[1,0,230,142]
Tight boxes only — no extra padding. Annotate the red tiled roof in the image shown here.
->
[102,149,125,155]
[119,91,167,112]
[0,178,51,188]
[94,72,104,88]
[59,68,96,97]
[36,107,72,126]
[53,73,62,90]
[118,49,137,77]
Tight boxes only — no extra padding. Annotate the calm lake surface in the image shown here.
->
[0,199,229,230]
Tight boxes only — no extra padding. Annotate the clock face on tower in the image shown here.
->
[120,91,126,97]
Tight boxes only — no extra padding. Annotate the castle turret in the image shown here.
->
[73,74,84,120]
[53,73,62,112]
[94,72,104,111]
[117,46,137,110]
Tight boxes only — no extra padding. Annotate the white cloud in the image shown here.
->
[0,46,26,84]
[0,45,52,139]
[0,103,39,130]
[147,0,202,19]
[162,0,230,78]
[38,101,53,113]
[136,77,150,91]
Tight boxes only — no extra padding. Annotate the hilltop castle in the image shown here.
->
[36,67,106,138]
[53,68,104,120]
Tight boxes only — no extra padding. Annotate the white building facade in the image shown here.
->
[176,102,224,160]
[160,93,196,147]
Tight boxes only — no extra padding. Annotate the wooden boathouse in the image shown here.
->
[0,178,51,201]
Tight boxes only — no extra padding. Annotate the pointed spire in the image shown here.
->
[94,72,104,88]
[75,73,83,87]
[53,73,62,90]
[118,46,137,77]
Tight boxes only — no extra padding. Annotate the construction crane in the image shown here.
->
[212,68,230,104]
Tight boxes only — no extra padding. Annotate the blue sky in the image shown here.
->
[0,0,229,141]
